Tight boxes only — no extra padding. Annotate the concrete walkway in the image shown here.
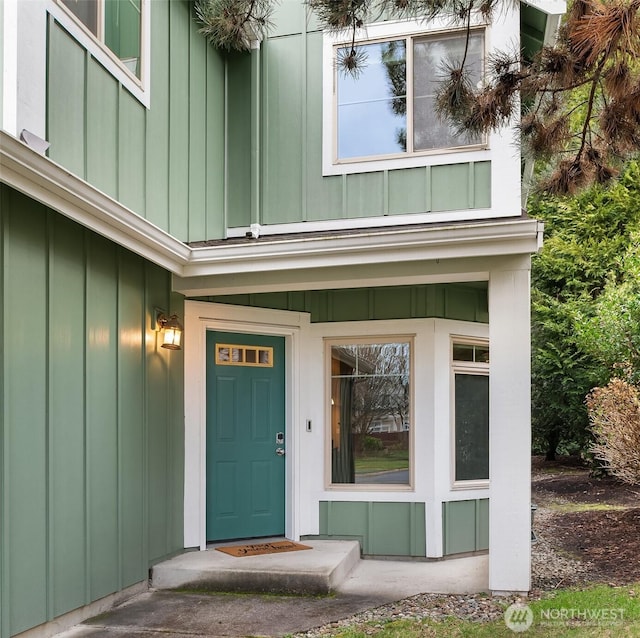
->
[51,545,488,638]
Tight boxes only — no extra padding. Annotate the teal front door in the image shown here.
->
[206,331,286,541]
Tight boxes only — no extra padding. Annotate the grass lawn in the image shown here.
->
[323,584,640,637]
[354,450,409,473]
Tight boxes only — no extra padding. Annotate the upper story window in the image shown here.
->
[323,20,488,176]
[52,0,150,107]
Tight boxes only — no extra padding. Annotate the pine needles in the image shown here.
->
[194,0,274,51]
[195,0,640,195]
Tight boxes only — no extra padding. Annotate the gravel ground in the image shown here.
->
[292,592,525,636]
[294,505,591,636]
[530,505,594,591]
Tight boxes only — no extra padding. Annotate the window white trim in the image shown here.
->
[450,336,490,489]
[48,0,151,109]
[322,17,490,176]
[324,335,415,492]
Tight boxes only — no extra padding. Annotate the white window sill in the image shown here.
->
[451,480,489,490]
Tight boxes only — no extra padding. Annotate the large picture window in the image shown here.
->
[335,29,485,163]
[452,340,489,484]
[329,340,411,487]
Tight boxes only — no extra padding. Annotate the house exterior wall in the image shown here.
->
[226,0,519,234]
[198,282,488,324]
[184,301,495,562]
[15,1,521,245]
[1,0,541,617]
[311,498,489,556]
[45,0,225,242]
[0,185,184,638]
[0,0,4,121]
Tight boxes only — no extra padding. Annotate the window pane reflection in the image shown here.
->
[413,32,484,150]
[337,41,407,159]
[61,0,99,35]
[454,373,489,481]
[331,342,410,485]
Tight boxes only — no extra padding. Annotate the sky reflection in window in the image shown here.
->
[337,41,407,159]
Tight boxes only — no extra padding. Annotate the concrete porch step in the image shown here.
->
[151,540,361,595]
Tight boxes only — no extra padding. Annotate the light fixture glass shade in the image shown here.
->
[158,313,183,350]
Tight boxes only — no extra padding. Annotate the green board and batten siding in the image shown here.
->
[46,0,225,243]
[199,282,488,324]
[443,499,489,555]
[45,0,491,241]
[309,499,488,558]
[0,0,3,124]
[313,502,427,557]
[227,3,492,229]
[0,185,184,638]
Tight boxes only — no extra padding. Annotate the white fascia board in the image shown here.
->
[187,219,542,277]
[176,251,535,297]
[0,131,189,272]
[1,131,542,293]
[521,0,567,16]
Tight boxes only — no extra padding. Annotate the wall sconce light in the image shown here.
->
[155,311,183,350]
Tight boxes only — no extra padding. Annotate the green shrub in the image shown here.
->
[362,435,384,452]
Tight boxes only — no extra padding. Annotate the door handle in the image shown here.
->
[275,447,285,456]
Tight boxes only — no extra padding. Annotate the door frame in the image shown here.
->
[183,300,310,550]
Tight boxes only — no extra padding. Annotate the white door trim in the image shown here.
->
[183,300,310,550]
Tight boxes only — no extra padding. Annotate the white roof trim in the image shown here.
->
[1,130,543,289]
[186,219,542,277]
[521,0,567,16]
[0,130,190,272]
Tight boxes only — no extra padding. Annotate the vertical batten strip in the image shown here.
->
[424,165,432,212]
[83,49,88,182]
[141,265,150,574]
[383,170,389,216]
[301,14,308,222]
[223,58,229,237]
[467,162,475,209]
[366,503,374,555]
[0,187,8,638]
[250,43,262,227]
[45,211,53,622]
[116,254,123,591]
[82,228,91,606]
[165,289,172,554]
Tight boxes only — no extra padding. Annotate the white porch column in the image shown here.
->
[488,258,532,594]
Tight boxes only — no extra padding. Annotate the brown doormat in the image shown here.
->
[216,540,312,557]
